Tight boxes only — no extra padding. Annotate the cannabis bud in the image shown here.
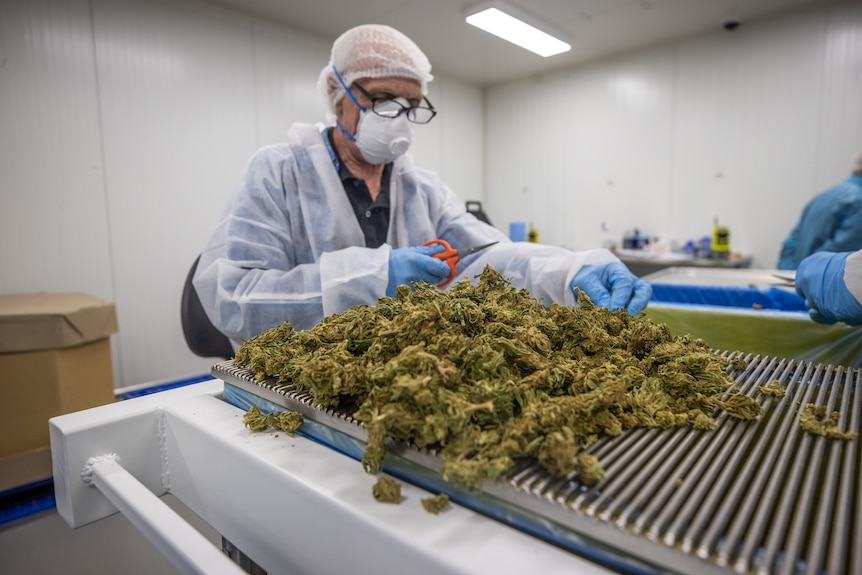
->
[242,404,303,436]
[421,493,450,514]
[372,475,402,503]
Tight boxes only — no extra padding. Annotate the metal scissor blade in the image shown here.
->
[770,273,796,287]
[457,241,499,258]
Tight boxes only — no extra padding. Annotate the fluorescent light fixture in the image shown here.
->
[465,1,571,57]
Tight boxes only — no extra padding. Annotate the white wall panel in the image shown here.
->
[564,51,676,252]
[436,79,484,202]
[486,1,862,269]
[251,22,330,145]
[816,2,862,184]
[671,12,825,268]
[409,77,484,206]
[519,71,570,248]
[92,0,259,385]
[487,49,675,251]
[484,80,530,234]
[0,0,113,297]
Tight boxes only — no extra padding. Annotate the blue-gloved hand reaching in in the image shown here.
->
[387,244,452,297]
[570,262,652,314]
[795,251,862,325]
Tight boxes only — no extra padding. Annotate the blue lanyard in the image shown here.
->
[321,127,340,172]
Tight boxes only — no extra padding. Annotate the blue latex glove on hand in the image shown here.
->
[386,244,453,297]
[570,262,652,314]
[795,251,862,325]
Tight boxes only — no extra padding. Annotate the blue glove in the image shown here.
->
[570,262,652,314]
[795,251,862,325]
[386,245,452,297]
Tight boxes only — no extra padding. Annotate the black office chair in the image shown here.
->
[466,200,493,226]
[181,255,235,359]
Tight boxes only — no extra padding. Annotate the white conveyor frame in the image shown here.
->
[50,379,613,575]
[79,453,245,575]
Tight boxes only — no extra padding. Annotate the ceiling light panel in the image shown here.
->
[465,1,571,57]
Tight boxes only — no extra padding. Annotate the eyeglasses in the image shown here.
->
[332,65,437,125]
[351,81,437,125]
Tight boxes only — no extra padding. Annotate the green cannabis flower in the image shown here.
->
[241,404,303,436]
[242,405,270,432]
[730,358,748,371]
[421,493,450,514]
[236,266,760,489]
[758,380,786,397]
[373,475,402,503]
[799,403,856,440]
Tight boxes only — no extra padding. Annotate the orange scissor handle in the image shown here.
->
[422,239,458,287]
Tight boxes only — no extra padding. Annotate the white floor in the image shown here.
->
[0,495,222,574]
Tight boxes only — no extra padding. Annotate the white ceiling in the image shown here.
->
[206,0,834,86]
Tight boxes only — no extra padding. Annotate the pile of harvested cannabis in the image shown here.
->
[234,266,760,489]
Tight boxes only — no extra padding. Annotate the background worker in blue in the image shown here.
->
[194,24,651,349]
[777,152,862,270]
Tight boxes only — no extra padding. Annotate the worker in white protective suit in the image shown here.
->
[194,24,652,349]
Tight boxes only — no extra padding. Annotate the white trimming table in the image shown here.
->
[50,379,613,575]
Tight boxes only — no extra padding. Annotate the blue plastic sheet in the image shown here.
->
[649,283,807,312]
[643,277,862,366]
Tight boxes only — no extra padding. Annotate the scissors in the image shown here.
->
[770,273,796,288]
[421,239,499,287]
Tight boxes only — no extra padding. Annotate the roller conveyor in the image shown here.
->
[213,352,862,575]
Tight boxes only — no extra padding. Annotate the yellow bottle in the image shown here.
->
[712,220,730,259]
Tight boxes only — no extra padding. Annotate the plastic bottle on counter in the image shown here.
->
[711,220,730,259]
[624,228,645,250]
[509,222,527,242]
[697,236,712,258]
[601,222,616,251]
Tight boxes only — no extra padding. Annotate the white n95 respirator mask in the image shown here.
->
[352,102,414,165]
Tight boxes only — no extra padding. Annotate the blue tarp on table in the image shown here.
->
[643,267,862,367]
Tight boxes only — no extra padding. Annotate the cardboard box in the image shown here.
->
[0,446,52,493]
[0,293,118,465]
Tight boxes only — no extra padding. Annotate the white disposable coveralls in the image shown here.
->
[194,123,620,349]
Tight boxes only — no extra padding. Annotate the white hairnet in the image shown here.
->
[317,24,433,114]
